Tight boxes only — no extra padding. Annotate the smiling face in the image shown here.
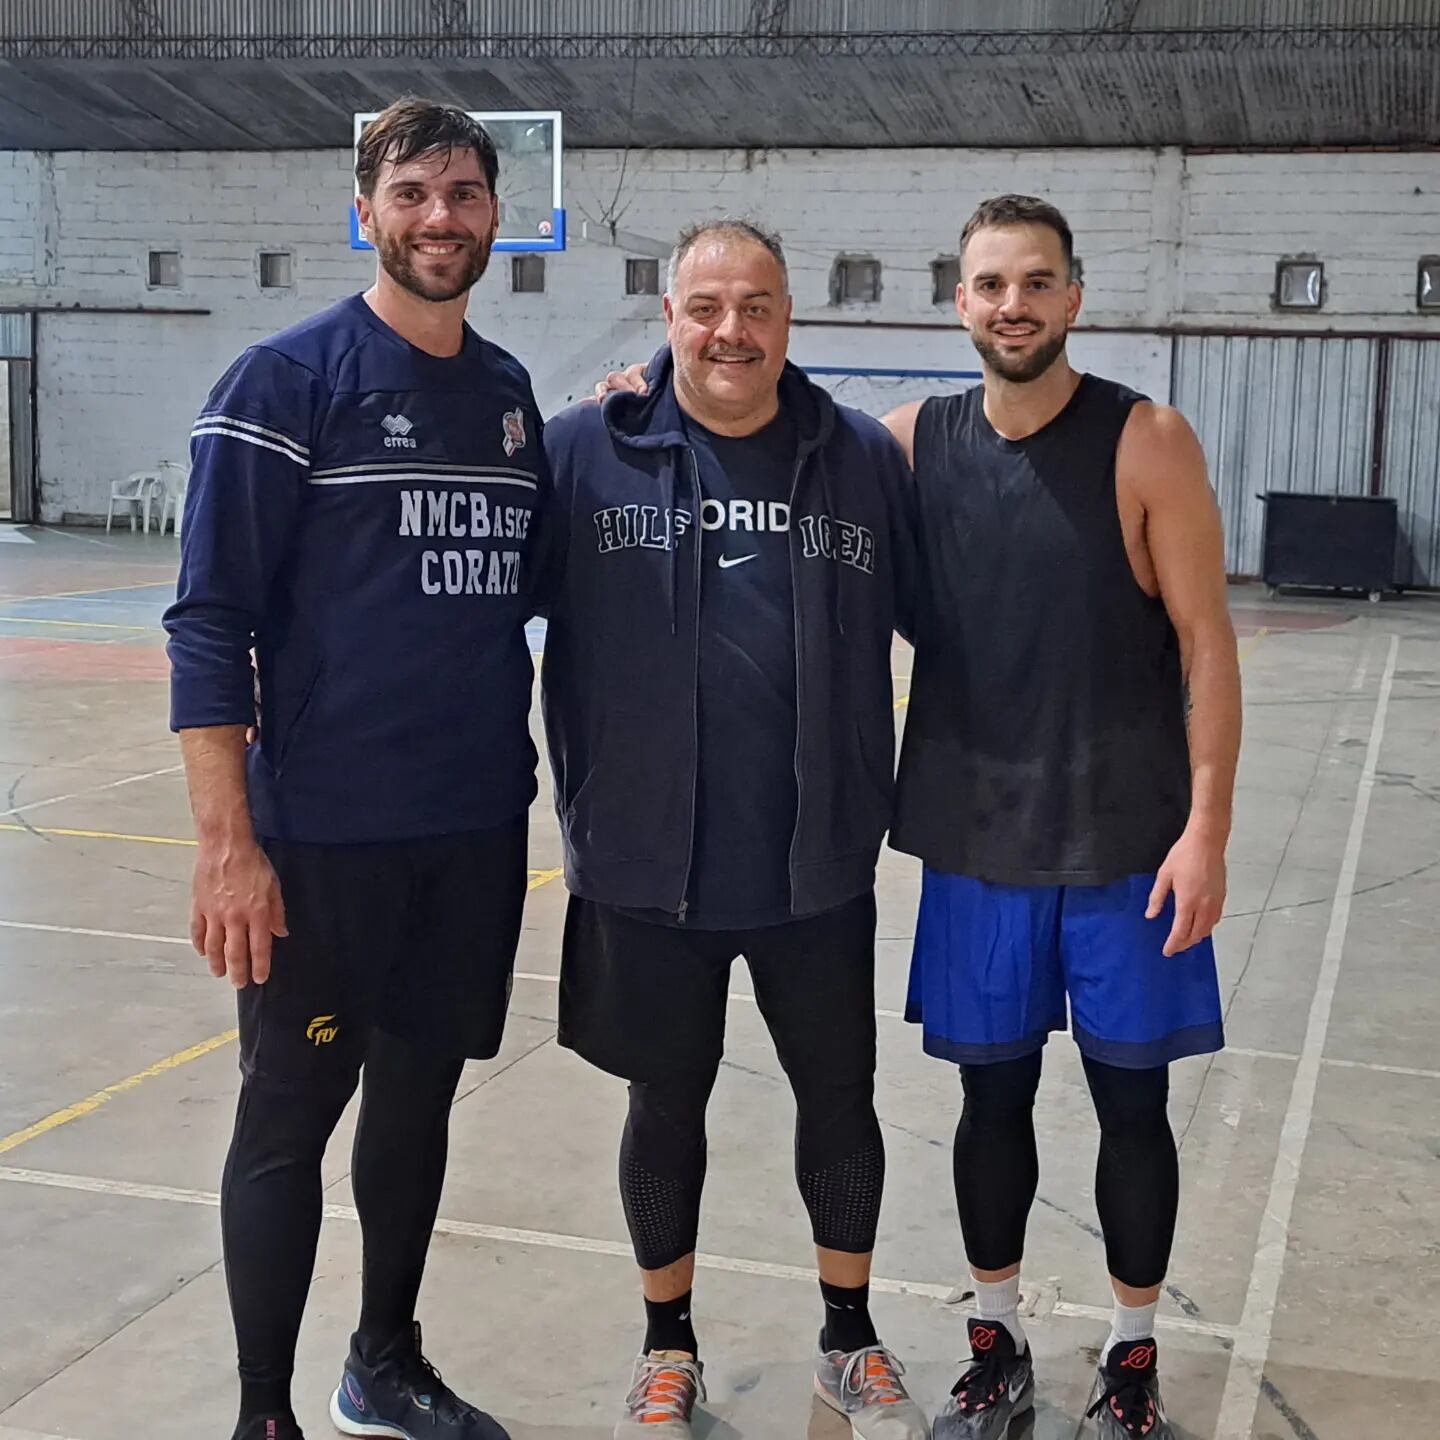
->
[356,144,499,303]
[958,222,1082,383]
[664,235,792,428]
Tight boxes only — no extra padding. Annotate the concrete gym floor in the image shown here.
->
[0,525,1436,1440]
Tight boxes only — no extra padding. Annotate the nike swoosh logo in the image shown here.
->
[718,553,758,569]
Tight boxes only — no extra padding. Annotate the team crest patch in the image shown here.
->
[502,407,527,457]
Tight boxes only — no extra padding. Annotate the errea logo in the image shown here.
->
[381,413,417,449]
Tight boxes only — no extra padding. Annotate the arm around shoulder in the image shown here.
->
[879,399,924,468]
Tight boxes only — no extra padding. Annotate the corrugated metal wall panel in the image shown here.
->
[1380,339,1440,587]
[0,312,33,360]
[1173,334,1378,577]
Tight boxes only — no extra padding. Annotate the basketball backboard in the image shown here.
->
[349,110,565,253]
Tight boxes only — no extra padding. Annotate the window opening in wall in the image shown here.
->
[831,256,882,305]
[931,256,960,306]
[626,257,660,296]
[511,255,546,294]
[259,251,293,289]
[1274,258,1323,310]
[0,315,37,525]
[147,250,181,288]
[1418,257,1440,310]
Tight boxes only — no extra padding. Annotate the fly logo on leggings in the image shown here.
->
[306,1014,340,1046]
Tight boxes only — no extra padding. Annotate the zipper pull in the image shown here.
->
[677,899,688,925]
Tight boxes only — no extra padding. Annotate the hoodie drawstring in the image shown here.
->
[819,466,846,637]
[667,458,681,636]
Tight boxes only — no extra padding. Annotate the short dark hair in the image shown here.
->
[355,97,499,198]
[959,195,1075,280]
[667,217,789,296]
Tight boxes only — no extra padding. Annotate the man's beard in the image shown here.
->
[970,324,1068,383]
[375,228,493,302]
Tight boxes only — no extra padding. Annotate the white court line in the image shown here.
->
[1052,1301,1238,1341]
[0,918,191,947]
[2,931,1434,1086]
[0,763,183,820]
[0,1164,1235,1337]
[1214,633,1399,1440]
[1325,1056,1440,1082]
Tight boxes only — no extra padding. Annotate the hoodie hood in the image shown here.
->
[601,343,835,458]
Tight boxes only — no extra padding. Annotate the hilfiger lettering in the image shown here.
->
[590,500,874,573]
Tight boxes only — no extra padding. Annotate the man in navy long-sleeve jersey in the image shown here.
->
[163,99,543,1440]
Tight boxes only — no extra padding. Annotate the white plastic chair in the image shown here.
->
[150,461,190,537]
[106,470,160,533]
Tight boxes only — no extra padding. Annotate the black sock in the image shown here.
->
[643,1291,698,1356]
[820,1279,879,1353]
[232,1412,296,1440]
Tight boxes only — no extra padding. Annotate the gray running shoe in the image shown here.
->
[614,1351,705,1440]
[815,1335,930,1438]
[933,1318,1034,1439]
[1085,1339,1174,1438]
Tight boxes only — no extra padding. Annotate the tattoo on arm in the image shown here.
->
[1183,679,1194,737]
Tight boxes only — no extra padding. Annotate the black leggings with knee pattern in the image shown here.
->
[620,1062,885,1271]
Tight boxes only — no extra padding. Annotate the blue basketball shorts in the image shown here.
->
[905,868,1224,1069]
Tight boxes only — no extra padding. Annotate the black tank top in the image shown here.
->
[891,374,1191,885]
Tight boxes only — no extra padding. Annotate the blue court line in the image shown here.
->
[804,366,983,380]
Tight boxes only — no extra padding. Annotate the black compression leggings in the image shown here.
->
[221,1029,463,1418]
[620,1064,885,1271]
[953,1052,1178,1289]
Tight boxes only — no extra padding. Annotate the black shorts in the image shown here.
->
[239,816,528,1094]
[558,891,878,1087]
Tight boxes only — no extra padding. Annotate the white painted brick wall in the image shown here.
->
[1181,152,1440,322]
[0,152,42,282]
[0,143,1436,519]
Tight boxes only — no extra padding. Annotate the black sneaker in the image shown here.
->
[933,1317,1035,1439]
[233,1418,303,1440]
[1086,1338,1174,1438]
[329,1322,509,1438]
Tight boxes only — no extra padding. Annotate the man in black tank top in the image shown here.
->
[883,197,1242,1440]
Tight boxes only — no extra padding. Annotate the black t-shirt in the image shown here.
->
[628,405,801,929]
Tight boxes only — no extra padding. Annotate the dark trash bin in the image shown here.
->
[1259,492,1397,602]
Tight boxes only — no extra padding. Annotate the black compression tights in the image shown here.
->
[620,1067,885,1271]
[953,1052,1179,1289]
[221,1029,464,1420]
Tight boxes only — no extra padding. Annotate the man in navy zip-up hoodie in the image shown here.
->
[164,102,533,1440]
[536,219,926,1440]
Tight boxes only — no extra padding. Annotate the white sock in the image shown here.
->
[1103,1298,1159,1363]
[972,1273,1027,1352]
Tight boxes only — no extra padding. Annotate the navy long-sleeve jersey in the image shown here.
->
[164,293,548,843]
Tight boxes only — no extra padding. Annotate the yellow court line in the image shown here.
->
[0,871,565,1156]
[0,579,173,605]
[1238,626,1270,661]
[0,822,196,846]
[0,615,158,633]
[0,1028,240,1157]
[0,825,570,887]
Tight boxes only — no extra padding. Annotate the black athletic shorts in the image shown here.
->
[558,891,878,1087]
[237,815,528,1094]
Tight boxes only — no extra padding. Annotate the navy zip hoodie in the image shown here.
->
[537,345,918,919]
[164,293,547,843]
